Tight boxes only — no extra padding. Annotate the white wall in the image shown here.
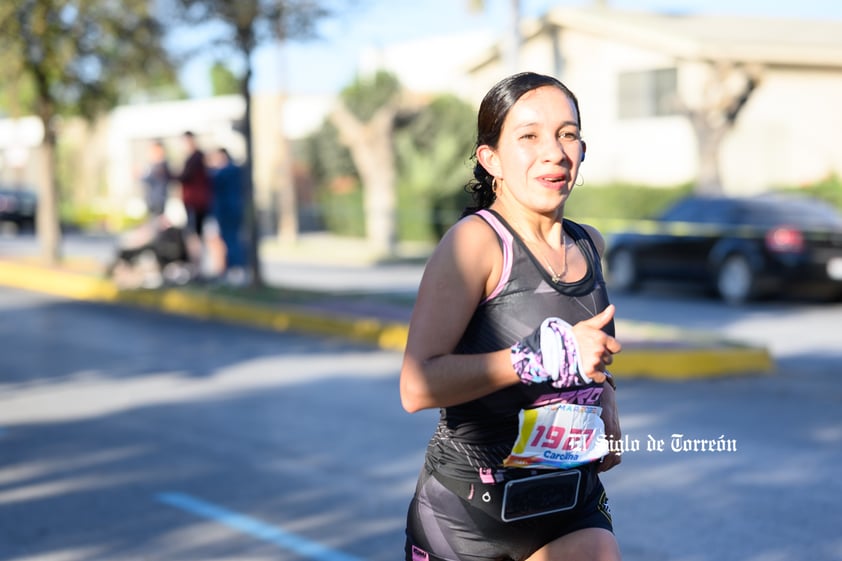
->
[0,116,45,188]
[723,69,842,193]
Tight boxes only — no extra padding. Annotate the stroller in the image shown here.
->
[107,212,194,289]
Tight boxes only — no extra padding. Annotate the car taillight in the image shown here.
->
[765,227,804,253]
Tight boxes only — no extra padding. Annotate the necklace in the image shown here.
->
[542,232,569,283]
[544,258,567,283]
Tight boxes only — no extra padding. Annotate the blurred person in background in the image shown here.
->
[141,139,172,219]
[400,72,623,561]
[177,131,212,275]
[209,147,247,285]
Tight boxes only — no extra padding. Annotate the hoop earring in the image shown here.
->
[574,173,584,187]
[492,177,499,193]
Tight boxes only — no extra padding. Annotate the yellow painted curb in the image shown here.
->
[0,260,409,351]
[611,347,774,379]
[0,259,774,378]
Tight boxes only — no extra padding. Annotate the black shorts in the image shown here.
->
[405,464,612,561]
[186,208,208,237]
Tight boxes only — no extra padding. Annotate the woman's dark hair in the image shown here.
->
[462,72,581,216]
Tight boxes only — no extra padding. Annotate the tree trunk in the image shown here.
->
[240,63,263,286]
[331,102,398,255]
[276,129,298,245]
[695,125,727,195]
[682,62,762,196]
[37,114,62,264]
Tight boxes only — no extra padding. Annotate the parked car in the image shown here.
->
[605,193,842,304]
[0,185,37,232]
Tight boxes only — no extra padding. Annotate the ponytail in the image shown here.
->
[461,163,496,217]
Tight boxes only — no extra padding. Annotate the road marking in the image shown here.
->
[156,492,365,561]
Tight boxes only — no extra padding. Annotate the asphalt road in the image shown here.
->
[0,287,437,561]
[1,285,841,561]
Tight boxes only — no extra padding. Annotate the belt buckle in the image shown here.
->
[500,470,581,522]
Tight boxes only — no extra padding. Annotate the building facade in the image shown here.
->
[465,7,842,193]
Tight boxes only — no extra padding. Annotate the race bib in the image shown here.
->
[504,403,608,469]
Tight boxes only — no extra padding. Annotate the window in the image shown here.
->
[618,68,678,119]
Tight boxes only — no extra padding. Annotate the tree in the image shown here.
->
[0,72,37,118]
[167,0,338,287]
[301,120,361,235]
[304,92,476,243]
[304,121,358,189]
[330,71,402,255]
[679,62,763,195]
[0,0,177,263]
[210,61,241,96]
[395,94,477,238]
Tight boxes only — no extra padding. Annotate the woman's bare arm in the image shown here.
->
[400,216,519,413]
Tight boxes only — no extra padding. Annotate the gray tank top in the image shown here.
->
[425,209,615,480]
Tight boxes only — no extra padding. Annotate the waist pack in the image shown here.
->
[430,463,597,523]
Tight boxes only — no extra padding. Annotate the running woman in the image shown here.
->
[400,72,623,561]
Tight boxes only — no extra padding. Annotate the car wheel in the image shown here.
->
[608,248,639,292]
[716,254,755,305]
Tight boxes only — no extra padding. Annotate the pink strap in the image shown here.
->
[476,210,513,303]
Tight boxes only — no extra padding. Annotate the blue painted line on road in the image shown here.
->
[156,492,364,561]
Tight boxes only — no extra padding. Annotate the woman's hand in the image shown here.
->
[511,305,622,389]
[572,305,622,382]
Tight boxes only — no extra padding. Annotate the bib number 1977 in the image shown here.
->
[504,403,607,469]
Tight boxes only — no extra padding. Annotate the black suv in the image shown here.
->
[605,193,842,303]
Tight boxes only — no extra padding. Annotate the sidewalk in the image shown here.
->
[0,233,775,380]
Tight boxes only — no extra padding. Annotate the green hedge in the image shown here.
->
[60,202,146,232]
[316,188,365,237]
[780,174,842,210]
[565,182,693,221]
[314,176,842,243]
[318,181,473,242]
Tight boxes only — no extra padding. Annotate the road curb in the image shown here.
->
[612,344,774,379]
[0,259,775,380]
[0,259,410,351]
